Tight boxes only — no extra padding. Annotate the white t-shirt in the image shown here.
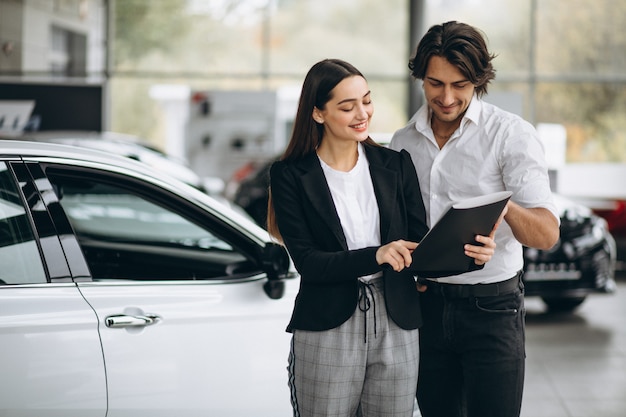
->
[319,143,381,281]
[390,96,559,284]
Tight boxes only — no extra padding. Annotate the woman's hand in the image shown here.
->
[465,235,496,265]
[376,240,418,272]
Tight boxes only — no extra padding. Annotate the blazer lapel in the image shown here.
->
[299,154,349,250]
[295,146,399,249]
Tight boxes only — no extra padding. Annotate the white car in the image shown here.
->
[0,140,299,416]
[0,130,224,194]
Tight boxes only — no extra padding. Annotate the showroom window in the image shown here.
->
[50,25,87,76]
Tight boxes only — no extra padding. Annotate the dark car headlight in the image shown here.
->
[525,209,611,263]
[562,217,609,258]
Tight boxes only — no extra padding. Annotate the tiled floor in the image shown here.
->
[522,274,626,417]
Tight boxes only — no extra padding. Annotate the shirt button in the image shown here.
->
[431,194,438,200]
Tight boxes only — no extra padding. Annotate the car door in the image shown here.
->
[0,160,107,417]
[39,162,298,417]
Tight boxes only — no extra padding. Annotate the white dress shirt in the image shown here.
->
[319,143,381,281]
[390,96,559,284]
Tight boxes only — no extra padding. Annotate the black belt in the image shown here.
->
[418,271,522,299]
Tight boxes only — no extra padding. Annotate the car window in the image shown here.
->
[48,173,256,281]
[0,162,47,284]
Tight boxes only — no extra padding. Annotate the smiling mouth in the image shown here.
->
[438,104,456,112]
[351,122,367,129]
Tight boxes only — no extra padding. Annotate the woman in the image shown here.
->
[267,58,496,417]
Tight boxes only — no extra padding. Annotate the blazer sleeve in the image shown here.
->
[399,149,429,243]
[270,160,381,284]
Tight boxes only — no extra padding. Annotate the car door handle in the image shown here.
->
[105,313,161,328]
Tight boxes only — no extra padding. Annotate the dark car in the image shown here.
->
[523,194,617,311]
[593,199,626,274]
[229,158,274,228]
[231,160,617,312]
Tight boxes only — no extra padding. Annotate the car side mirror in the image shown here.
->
[261,242,290,299]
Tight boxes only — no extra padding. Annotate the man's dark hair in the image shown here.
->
[409,21,496,97]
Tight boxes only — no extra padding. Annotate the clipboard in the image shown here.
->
[409,191,512,277]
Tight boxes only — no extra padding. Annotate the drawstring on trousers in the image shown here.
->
[358,280,377,343]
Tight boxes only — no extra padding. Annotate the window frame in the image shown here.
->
[40,162,270,282]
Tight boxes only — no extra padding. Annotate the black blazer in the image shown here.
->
[270,144,429,332]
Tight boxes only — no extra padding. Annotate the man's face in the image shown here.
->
[423,56,475,126]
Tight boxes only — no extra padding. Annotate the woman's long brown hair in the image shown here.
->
[266,59,379,242]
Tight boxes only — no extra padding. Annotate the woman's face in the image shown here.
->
[313,75,373,144]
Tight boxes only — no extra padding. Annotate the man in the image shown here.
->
[389,21,560,417]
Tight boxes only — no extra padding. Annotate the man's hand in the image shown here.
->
[465,235,497,265]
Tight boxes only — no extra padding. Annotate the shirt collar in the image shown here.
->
[463,95,481,126]
[413,94,481,136]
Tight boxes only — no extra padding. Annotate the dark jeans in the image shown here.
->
[416,277,526,417]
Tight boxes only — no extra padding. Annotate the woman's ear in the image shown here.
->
[312,107,324,124]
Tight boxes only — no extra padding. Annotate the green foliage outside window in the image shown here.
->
[110,0,626,163]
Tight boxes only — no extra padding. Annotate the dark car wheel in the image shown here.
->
[541,296,587,312]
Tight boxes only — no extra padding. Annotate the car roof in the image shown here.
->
[1,130,156,147]
[0,139,269,242]
[0,138,168,172]
[0,130,203,188]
